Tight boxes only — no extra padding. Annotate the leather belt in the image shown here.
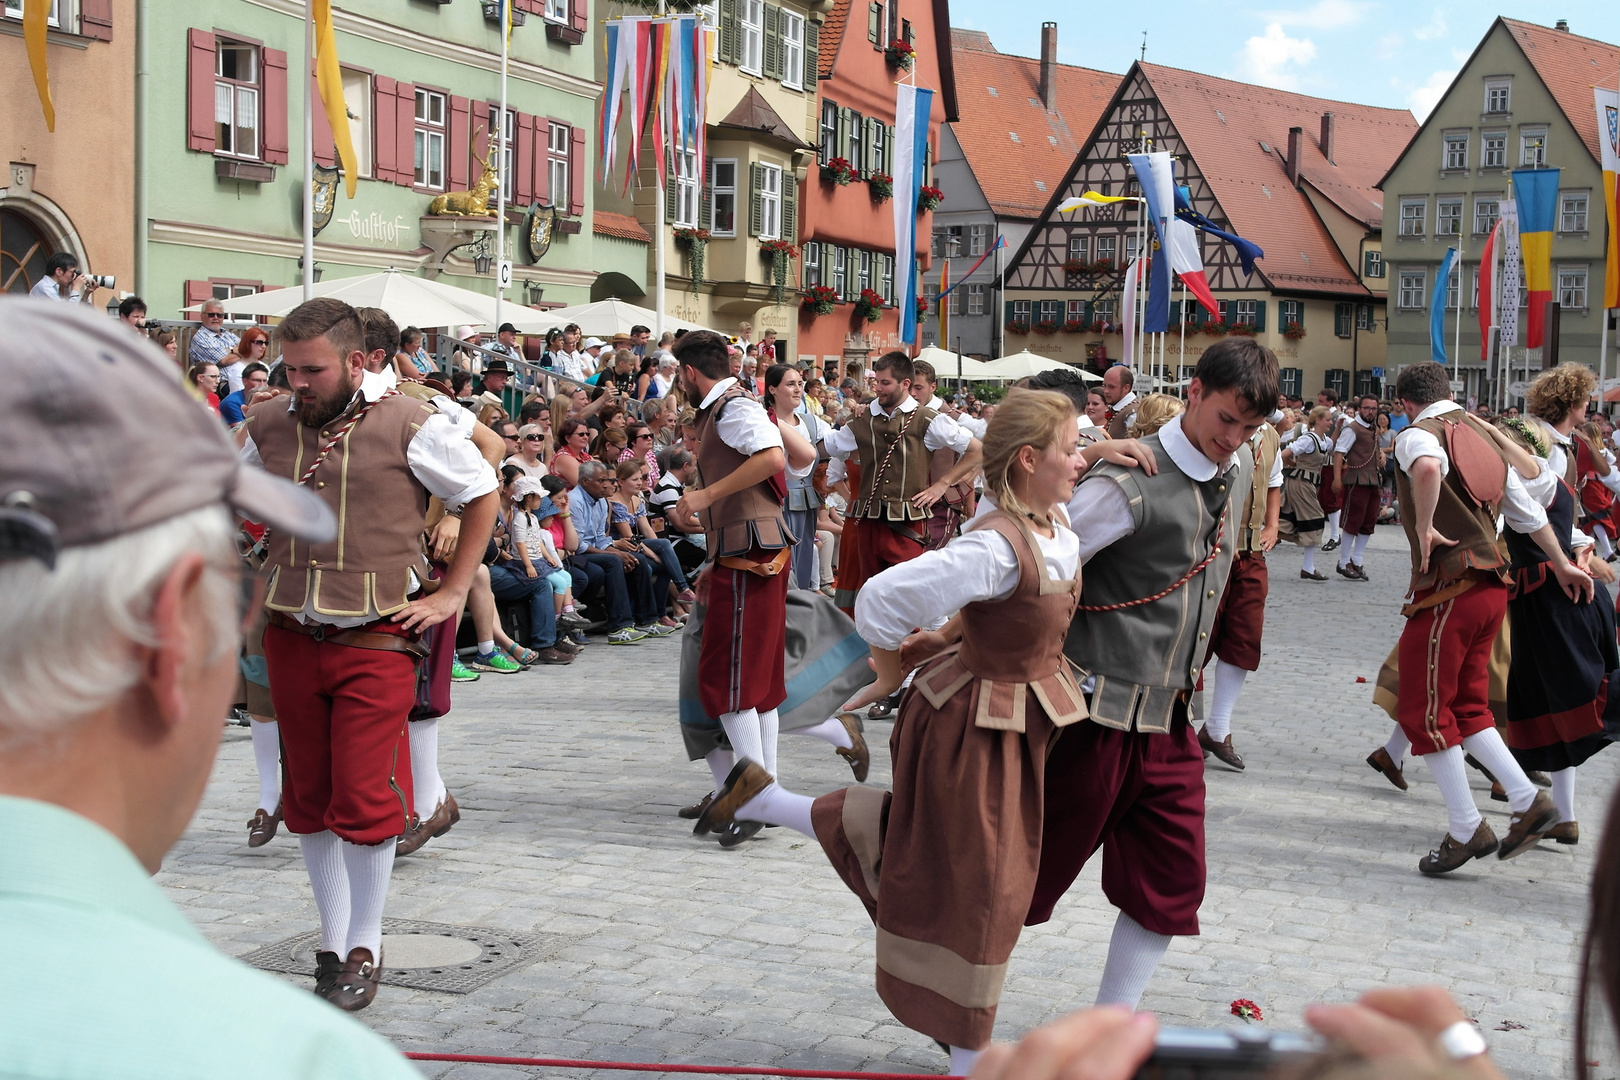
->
[267,611,429,657]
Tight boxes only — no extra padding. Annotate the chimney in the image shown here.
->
[1318,111,1335,164]
[1039,22,1057,110]
[1286,126,1303,185]
[1555,18,1570,31]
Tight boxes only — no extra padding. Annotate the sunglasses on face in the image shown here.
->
[523,434,545,442]
[204,312,224,319]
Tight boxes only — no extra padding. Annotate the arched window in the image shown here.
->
[1,208,52,294]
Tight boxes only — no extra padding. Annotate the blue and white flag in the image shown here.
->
[1431,247,1458,364]
[893,83,933,345]
[1126,152,1175,334]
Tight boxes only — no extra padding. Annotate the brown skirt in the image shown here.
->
[812,659,1053,1050]
[1278,474,1326,548]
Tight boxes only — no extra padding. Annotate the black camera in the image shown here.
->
[1133,1027,1325,1079]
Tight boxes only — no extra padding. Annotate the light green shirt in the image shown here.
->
[0,795,421,1079]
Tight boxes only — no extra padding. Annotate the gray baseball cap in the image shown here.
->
[0,298,336,567]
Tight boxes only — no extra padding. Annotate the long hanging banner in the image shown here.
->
[1498,201,1521,351]
[1430,247,1458,365]
[1477,218,1501,360]
[894,83,934,345]
[313,0,358,198]
[1512,167,1561,349]
[23,0,53,130]
[1596,88,1620,310]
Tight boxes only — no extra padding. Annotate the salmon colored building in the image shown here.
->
[795,0,957,378]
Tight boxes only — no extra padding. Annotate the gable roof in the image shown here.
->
[716,86,815,150]
[947,31,1120,221]
[593,211,650,244]
[1501,18,1619,164]
[816,0,959,122]
[1137,61,1414,294]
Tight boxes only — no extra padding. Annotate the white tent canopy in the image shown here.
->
[182,268,558,332]
[978,350,1101,382]
[915,346,998,381]
[530,298,714,339]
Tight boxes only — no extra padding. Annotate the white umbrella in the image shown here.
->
[182,268,557,333]
[979,350,1101,382]
[534,298,714,338]
[916,346,997,381]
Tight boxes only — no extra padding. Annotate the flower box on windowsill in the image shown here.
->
[555,218,582,235]
[482,1,527,25]
[546,21,584,44]
[215,158,276,184]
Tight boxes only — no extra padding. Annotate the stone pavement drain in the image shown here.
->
[238,917,561,994]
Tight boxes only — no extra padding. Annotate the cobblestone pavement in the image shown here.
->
[161,529,1618,1079]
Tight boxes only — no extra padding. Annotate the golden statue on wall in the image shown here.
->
[428,131,499,217]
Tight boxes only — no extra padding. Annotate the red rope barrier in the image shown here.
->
[402,1052,958,1079]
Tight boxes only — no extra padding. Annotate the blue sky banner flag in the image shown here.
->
[894,84,933,344]
[1127,152,1174,333]
[1430,246,1457,364]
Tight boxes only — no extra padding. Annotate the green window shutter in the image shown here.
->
[763,4,781,79]
[1253,301,1266,331]
[699,173,712,229]
[836,107,851,163]
[849,111,864,174]
[867,1,880,44]
[781,168,796,240]
[665,151,679,221]
[864,117,877,175]
[821,241,834,288]
[1362,251,1374,276]
[804,21,819,86]
[749,162,764,236]
[719,0,739,63]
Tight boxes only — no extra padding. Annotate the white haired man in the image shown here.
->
[0,300,418,1075]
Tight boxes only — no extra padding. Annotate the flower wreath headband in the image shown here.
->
[1499,416,1549,459]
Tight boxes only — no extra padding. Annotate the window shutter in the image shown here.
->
[310,71,336,166]
[569,126,586,214]
[262,47,289,165]
[374,76,400,183]
[186,29,216,153]
[749,162,764,237]
[570,0,588,33]
[1219,300,1231,325]
[80,0,113,40]
[533,118,550,204]
[448,95,471,189]
[1362,251,1375,276]
[184,279,213,311]
[836,107,851,162]
[665,150,679,220]
[763,5,781,80]
[699,163,713,229]
[719,0,739,63]
[804,21,818,87]
[820,243,833,291]
[515,113,534,203]
[781,168,796,241]
[1252,301,1266,331]
[394,82,416,187]
[867,1,880,44]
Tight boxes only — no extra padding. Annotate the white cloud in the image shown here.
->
[1375,31,1403,59]
[1411,9,1447,40]
[1259,0,1376,29]
[1408,69,1457,119]
[1241,22,1318,90]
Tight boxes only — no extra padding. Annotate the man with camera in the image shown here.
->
[28,252,108,303]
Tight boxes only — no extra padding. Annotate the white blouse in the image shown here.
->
[854,506,1080,651]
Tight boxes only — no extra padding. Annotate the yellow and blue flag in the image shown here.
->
[1511,167,1560,348]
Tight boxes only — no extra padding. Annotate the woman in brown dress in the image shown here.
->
[694,391,1088,1072]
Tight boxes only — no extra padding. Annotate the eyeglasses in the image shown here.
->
[523,434,545,442]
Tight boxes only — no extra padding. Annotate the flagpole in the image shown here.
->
[994,233,1004,358]
[302,6,315,302]
[654,5,667,340]
[1177,280,1187,396]
[493,8,510,332]
[1453,243,1463,394]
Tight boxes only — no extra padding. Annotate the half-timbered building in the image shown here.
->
[1003,61,1416,399]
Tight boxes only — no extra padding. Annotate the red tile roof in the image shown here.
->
[1139,61,1416,294]
[817,0,851,81]
[817,0,958,120]
[949,32,1120,220]
[593,211,650,243]
[1502,18,1620,164]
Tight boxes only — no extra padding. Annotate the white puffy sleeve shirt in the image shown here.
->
[1394,402,1546,535]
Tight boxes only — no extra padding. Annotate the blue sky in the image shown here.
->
[944,2,1614,119]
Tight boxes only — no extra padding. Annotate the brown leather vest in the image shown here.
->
[1238,423,1281,553]
[1395,412,1510,592]
[1105,399,1137,440]
[245,392,436,618]
[911,512,1086,731]
[694,385,790,558]
[1341,418,1381,485]
[849,403,936,521]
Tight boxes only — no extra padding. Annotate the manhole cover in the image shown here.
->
[237,918,555,994]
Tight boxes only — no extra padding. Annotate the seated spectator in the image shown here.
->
[593,424,628,463]
[528,491,589,634]
[653,353,679,399]
[621,422,660,485]
[643,397,677,452]
[494,419,521,464]
[505,423,550,478]
[150,329,178,366]
[552,418,593,489]
[187,361,222,413]
[450,369,475,404]
[570,461,672,642]
[452,325,483,373]
[219,361,270,425]
[649,448,705,576]
[610,458,694,625]
[222,326,269,394]
[117,295,148,331]
[485,471,572,665]
[473,360,513,428]
[396,326,434,382]
[634,355,661,400]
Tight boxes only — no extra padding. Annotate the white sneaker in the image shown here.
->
[638,623,676,637]
[608,627,647,644]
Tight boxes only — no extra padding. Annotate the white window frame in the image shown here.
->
[1442,133,1468,171]
[869,121,888,177]
[881,254,894,303]
[490,106,516,203]
[544,0,567,21]
[1559,265,1588,310]
[1435,198,1462,237]
[1520,127,1547,168]
[699,2,720,60]
[1125,234,1139,260]
[1092,299,1114,323]
[969,224,987,256]
[1065,299,1085,323]
[1011,300,1032,322]
[739,0,764,75]
[1473,196,1499,235]
[833,246,847,299]
[214,38,261,161]
[1365,251,1385,278]
[1398,269,1426,310]
[548,122,570,211]
[758,162,782,240]
[1560,191,1589,234]
[1484,80,1510,114]
[340,68,373,179]
[1038,300,1061,324]
[967,283,985,316]
[819,99,838,163]
[1399,199,1426,237]
[3,0,61,27]
[779,10,804,90]
[802,240,821,287]
[1067,235,1089,261]
[857,250,873,295]
[414,88,447,190]
[1356,303,1373,330]
[709,157,737,237]
[1481,131,1506,170]
[1095,235,1116,263]
[674,149,701,228]
[1234,299,1258,324]
[1445,263,1459,310]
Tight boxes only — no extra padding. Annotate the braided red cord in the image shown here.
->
[1075,509,1227,613]
[296,389,403,486]
[402,1053,958,1079]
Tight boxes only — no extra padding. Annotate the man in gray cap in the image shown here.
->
[0,299,416,1075]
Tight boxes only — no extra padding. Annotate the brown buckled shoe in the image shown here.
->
[677,792,714,820]
[693,758,773,836]
[717,820,765,848]
[329,947,383,1012]
[247,802,282,848]
[1545,820,1579,844]
[835,711,871,783]
[1351,563,1369,581]
[1498,791,1559,860]
[395,793,461,857]
[313,949,343,998]
[1527,769,1552,788]
[1365,747,1409,791]
[1197,724,1245,771]
[1300,569,1328,582]
[1419,820,1499,875]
